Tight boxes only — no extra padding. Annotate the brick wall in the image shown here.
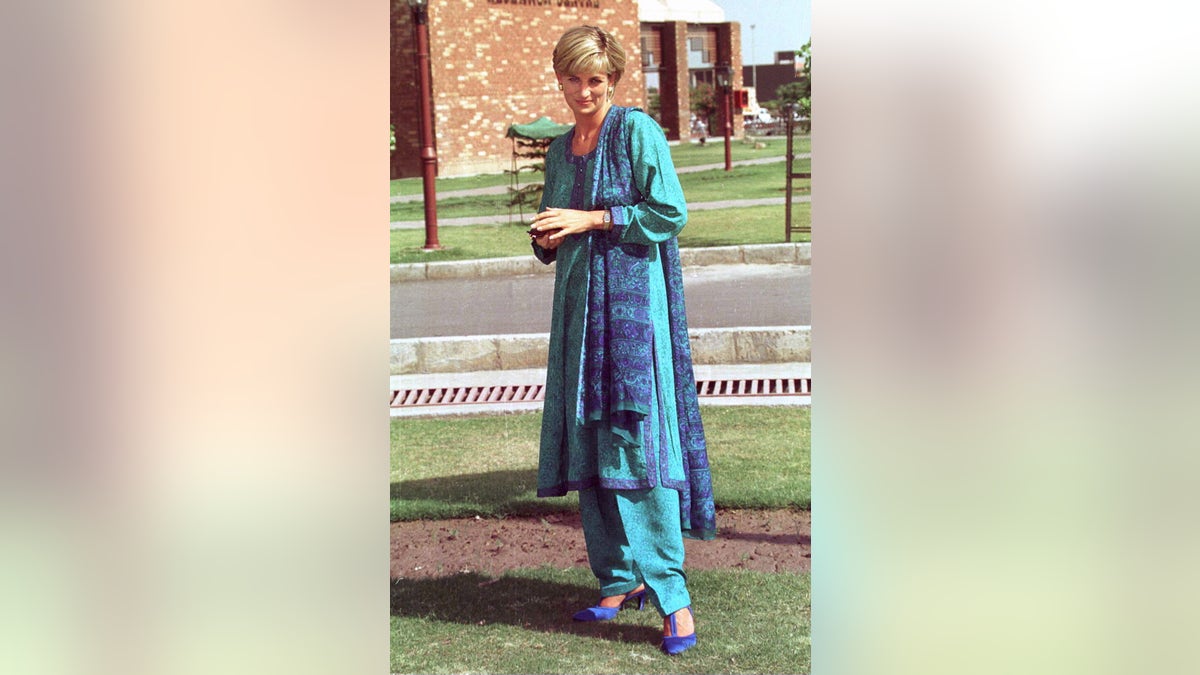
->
[716,21,744,140]
[395,0,645,179]
[657,21,689,141]
[392,4,420,179]
[745,63,804,105]
[639,20,745,144]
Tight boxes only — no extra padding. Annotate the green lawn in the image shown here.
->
[390,406,811,673]
[679,204,811,248]
[391,566,810,674]
[390,160,811,223]
[389,134,810,196]
[391,222,523,264]
[390,192,517,223]
[391,171,512,197]
[390,203,810,264]
[390,406,810,521]
[666,135,802,168]
[677,159,810,203]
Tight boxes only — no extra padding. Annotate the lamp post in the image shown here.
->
[715,63,733,172]
[409,0,440,250]
[750,25,757,91]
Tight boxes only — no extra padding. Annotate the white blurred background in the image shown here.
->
[815,1,1200,674]
[0,2,387,674]
[0,0,1197,673]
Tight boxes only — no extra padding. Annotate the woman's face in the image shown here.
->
[558,70,612,117]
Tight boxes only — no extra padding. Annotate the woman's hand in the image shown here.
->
[532,229,561,250]
[531,208,606,242]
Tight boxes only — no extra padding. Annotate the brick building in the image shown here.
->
[744,50,807,108]
[392,0,742,179]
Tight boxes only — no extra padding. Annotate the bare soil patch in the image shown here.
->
[391,508,810,579]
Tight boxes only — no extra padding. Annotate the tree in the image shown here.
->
[775,82,806,106]
[793,39,812,130]
[690,83,718,129]
[774,41,811,132]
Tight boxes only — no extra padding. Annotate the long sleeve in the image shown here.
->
[532,238,557,265]
[609,112,689,245]
[532,240,554,264]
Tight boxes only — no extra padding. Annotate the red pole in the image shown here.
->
[723,85,733,171]
[412,3,440,250]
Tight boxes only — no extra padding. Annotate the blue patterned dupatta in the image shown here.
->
[580,106,716,541]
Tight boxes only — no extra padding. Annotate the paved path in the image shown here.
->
[688,196,809,210]
[391,262,809,339]
[389,153,810,204]
[390,183,510,204]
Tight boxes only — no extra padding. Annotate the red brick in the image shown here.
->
[392,1,741,178]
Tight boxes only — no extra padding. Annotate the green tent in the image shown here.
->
[506,116,573,140]
[506,117,572,222]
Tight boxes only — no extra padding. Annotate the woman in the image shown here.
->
[528,25,715,657]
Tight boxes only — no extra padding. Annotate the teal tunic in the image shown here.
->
[534,109,690,496]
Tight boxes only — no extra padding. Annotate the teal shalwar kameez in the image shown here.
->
[532,107,715,618]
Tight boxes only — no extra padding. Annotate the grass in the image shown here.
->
[683,205,812,248]
[389,404,812,673]
[697,407,811,509]
[391,222,530,264]
[391,565,810,675]
[390,406,810,522]
[664,135,802,168]
[388,134,810,197]
[391,171,512,197]
[390,160,811,223]
[681,161,809,203]
[389,203,810,264]
[390,192,515,223]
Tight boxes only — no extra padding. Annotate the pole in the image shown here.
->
[412,3,441,250]
[751,25,757,91]
[723,83,732,172]
[784,104,794,242]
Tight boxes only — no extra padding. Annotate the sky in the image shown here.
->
[708,0,811,66]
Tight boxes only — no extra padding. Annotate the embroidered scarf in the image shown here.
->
[578,106,716,540]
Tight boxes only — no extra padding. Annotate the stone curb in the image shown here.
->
[391,242,811,282]
[391,326,811,375]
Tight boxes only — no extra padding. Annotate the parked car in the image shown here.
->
[743,109,774,125]
[744,119,786,136]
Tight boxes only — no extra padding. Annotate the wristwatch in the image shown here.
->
[602,209,612,231]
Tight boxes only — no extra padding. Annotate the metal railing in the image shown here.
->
[784,109,811,242]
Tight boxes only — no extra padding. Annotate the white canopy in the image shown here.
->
[638,0,727,23]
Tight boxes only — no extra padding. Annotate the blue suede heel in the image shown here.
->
[572,588,647,622]
[661,607,697,655]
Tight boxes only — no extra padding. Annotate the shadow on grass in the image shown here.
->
[718,530,811,546]
[392,469,534,502]
[390,468,810,521]
[390,572,661,646]
[391,469,578,521]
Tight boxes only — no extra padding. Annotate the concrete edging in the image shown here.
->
[391,326,811,375]
[391,242,811,282]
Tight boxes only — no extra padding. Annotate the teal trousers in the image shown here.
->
[578,485,691,617]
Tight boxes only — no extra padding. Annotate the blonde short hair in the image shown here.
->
[552,25,627,82]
